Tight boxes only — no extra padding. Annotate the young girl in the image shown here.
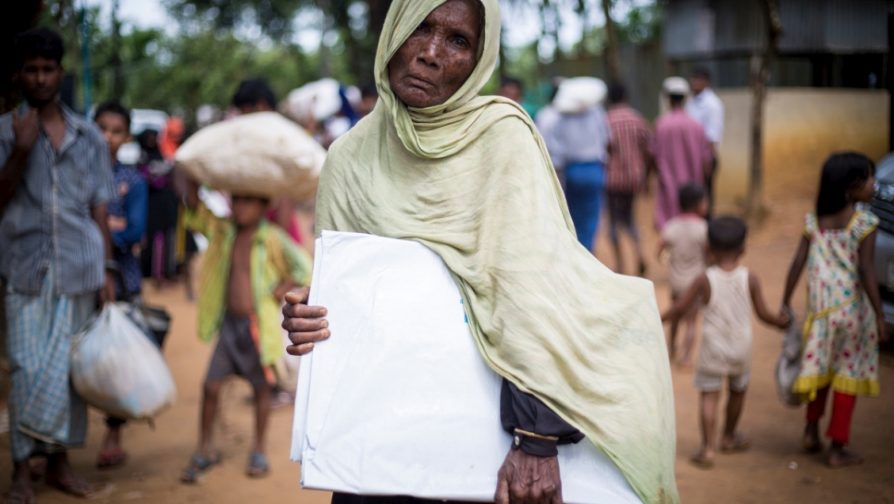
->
[782,152,889,468]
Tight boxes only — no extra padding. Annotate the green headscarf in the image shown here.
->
[316,1,679,502]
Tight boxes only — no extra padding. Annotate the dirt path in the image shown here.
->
[1,181,892,503]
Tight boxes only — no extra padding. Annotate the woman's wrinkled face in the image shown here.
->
[388,0,482,108]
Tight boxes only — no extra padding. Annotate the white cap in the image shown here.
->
[662,76,690,96]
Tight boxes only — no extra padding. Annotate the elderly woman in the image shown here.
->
[283,1,678,503]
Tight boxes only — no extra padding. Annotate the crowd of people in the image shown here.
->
[0,1,889,501]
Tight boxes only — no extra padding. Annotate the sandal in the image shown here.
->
[246,452,270,478]
[96,447,128,469]
[720,433,751,454]
[181,452,222,484]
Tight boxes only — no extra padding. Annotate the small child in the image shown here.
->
[781,152,889,468]
[663,216,789,469]
[179,179,312,482]
[93,100,148,469]
[658,183,709,365]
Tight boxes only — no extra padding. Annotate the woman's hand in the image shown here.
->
[282,287,330,355]
[494,448,562,504]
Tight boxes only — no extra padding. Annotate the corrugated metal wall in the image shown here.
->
[664,0,893,58]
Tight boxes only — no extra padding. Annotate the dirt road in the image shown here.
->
[2,176,892,503]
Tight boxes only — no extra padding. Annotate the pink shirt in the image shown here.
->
[652,109,712,230]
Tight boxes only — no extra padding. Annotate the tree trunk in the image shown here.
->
[110,0,124,99]
[747,0,782,218]
[601,0,622,83]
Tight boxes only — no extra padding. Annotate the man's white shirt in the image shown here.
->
[686,87,724,144]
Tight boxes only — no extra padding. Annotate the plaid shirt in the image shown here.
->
[0,103,113,296]
[606,104,652,194]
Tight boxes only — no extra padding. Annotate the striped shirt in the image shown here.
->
[0,104,114,296]
[606,104,652,194]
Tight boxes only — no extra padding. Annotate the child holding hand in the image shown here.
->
[663,216,789,468]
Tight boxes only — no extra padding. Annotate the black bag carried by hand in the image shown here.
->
[120,301,171,348]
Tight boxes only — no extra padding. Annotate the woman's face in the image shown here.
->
[387,0,482,108]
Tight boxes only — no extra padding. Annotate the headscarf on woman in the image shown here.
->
[315,1,678,502]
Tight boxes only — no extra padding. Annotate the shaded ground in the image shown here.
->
[1,174,892,503]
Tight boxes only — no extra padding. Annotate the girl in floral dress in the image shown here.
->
[782,152,889,467]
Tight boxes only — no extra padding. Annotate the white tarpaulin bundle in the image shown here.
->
[175,112,326,202]
[291,231,640,503]
[554,77,608,114]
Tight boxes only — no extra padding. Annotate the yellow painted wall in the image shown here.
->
[714,88,890,209]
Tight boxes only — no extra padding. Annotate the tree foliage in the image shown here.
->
[3,0,660,118]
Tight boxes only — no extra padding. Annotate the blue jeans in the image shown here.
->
[564,161,605,251]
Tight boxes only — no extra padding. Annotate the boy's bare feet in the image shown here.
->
[720,432,751,453]
[97,426,128,469]
[827,445,863,468]
[803,423,822,453]
[689,449,715,469]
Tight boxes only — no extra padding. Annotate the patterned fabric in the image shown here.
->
[108,163,148,298]
[0,103,114,296]
[795,210,880,401]
[5,267,94,462]
[652,109,712,230]
[183,203,313,366]
[606,104,652,194]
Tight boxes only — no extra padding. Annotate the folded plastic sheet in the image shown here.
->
[291,231,640,503]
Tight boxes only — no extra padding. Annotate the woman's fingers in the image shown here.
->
[282,302,327,321]
[288,328,330,346]
[287,342,317,356]
[284,287,309,305]
[283,316,329,333]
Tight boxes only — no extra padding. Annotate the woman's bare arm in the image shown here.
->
[782,236,810,308]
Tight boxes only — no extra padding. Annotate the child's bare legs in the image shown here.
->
[253,384,272,456]
[678,310,698,366]
[720,384,750,452]
[667,318,679,362]
[692,390,719,467]
[199,379,224,457]
[247,383,273,478]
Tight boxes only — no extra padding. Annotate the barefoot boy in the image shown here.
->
[662,216,789,468]
[658,183,708,365]
[179,178,312,482]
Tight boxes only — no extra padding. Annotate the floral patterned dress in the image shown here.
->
[794,209,880,401]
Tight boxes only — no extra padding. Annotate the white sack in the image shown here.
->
[284,79,345,122]
[175,112,326,202]
[71,304,176,420]
[291,231,640,503]
[554,77,608,114]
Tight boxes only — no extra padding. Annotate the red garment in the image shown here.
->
[606,104,652,194]
[806,386,857,444]
[159,117,184,161]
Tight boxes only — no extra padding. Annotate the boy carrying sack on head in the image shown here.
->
[178,177,312,483]
[662,216,790,469]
